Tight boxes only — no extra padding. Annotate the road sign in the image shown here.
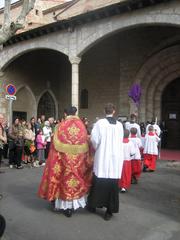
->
[6,84,16,96]
[5,95,16,101]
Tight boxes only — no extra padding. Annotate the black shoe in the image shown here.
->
[143,165,148,172]
[131,177,138,184]
[104,211,113,221]
[63,209,73,217]
[86,205,96,213]
[146,169,154,172]
[52,207,60,213]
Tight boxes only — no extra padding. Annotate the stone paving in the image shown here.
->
[0,159,180,240]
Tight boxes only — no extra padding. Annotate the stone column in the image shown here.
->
[0,71,8,119]
[69,56,81,113]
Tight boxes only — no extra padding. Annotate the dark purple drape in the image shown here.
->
[128,83,142,106]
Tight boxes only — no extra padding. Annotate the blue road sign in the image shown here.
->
[6,84,16,96]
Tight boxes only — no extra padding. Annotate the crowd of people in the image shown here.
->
[0,114,57,170]
[0,104,162,223]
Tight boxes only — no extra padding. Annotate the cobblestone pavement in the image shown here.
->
[0,159,180,240]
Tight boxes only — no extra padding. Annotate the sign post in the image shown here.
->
[5,84,17,124]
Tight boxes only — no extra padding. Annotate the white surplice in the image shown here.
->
[123,140,136,161]
[125,122,141,138]
[143,133,160,155]
[91,118,124,179]
[129,137,142,160]
[146,124,161,137]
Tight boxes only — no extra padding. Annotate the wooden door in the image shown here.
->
[162,79,180,149]
[163,106,180,149]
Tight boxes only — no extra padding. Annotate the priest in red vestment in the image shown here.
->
[38,106,92,217]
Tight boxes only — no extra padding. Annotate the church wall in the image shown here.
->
[1,0,180,124]
[57,58,72,119]
[117,26,180,122]
[79,26,180,123]
[2,25,180,124]
[1,50,71,121]
[79,35,120,122]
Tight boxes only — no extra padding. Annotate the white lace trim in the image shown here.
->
[55,196,86,210]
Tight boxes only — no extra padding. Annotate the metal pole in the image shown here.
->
[9,99,13,125]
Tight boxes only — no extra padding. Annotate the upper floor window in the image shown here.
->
[80,89,88,109]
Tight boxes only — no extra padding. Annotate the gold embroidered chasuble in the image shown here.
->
[38,116,92,201]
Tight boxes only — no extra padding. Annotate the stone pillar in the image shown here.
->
[69,56,81,113]
[0,71,8,119]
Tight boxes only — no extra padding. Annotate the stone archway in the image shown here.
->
[134,45,180,122]
[0,0,180,70]
[12,85,37,121]
[0,37,70,70]
[1,48,71,121]
[77,1,180,56]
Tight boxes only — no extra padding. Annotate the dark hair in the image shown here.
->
[130,114,136,123]
[104,103,115,115]
[37,128,43,134]
[30,117,35,121]
[124,129,130,138]
[130,127,137,135]
[148,125,154,132]
[64,106,77,116]
[13,117,19,123]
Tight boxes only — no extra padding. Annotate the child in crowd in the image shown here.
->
[119,129,135,193]
[143,125,160,172]
[129,128,142,184]
[36,129,46,166]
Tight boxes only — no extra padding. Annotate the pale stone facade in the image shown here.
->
[0,0,180,126]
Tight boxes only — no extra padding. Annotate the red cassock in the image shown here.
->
[131,160,142,179]
[38,116,92,201]
[144,154,157,171]
[119,160,132,189]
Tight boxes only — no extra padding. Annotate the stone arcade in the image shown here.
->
[0,0,180,148]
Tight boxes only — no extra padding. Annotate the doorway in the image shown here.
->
[13,111,27,122]
[37,91,56,119]
[162,79,180,149]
